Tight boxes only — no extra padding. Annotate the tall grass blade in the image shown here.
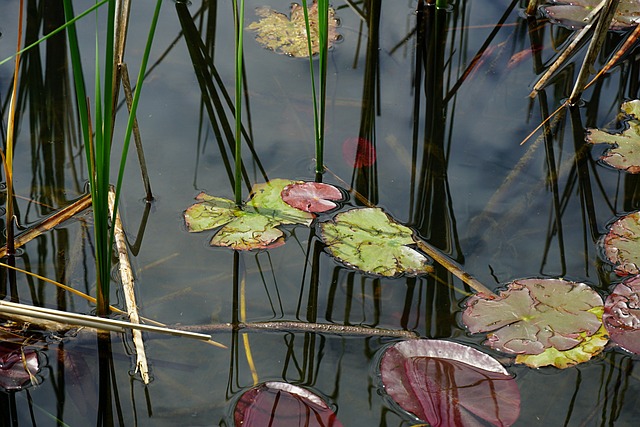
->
[234,0,245,205]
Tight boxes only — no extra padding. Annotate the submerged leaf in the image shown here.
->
[246,3,340,57]
[603,210,640,276]
[379,340,520,427]
[184,179,313,250]
[234,382,343,426]
[0,341,40,391]
[541,1,640,29]
[462,278,607,368]
[319,207,432,277]
[587,100,640,173]
[603,275,640,354]
[281,182,343,213]
[342,137,376,168]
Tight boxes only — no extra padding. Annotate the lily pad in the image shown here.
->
[184,179,314,250]
[319,207,433,277]
[281,182,343,213]
[541,1,640,29]
[603,275,640,354]
[587,100,640,173]
[246,3,340,57]
[379,339,520,427]
[603,210,640,276]
[462,278,607,368]
[0,341,40,391]
[234,381,343,426]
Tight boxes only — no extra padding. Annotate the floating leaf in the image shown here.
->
[319,207,433,277]
[184,179,313,250]
[603,275,640,354]
[587,100,640,173]
[462,278,607,368]
[246,3,340,57]
[603,210,640,276]
[0,341,40,391]
[234,381,343,426]
[379,340,520,427]
[541,1,640,29]
[281,182,343,213]
[342,137,376,168]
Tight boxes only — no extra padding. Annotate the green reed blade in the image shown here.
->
[233,0,245,205]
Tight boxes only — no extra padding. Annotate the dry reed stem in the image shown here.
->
[108,189,150,383]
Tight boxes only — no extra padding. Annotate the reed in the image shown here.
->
[233,0,245,204]
[62,0,162,314]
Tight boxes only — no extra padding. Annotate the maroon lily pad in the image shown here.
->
[234,381,343,426]
[0,341,40,391]
[281,182,343,213]
[342,137,376,168]
[603,276,640,354]
[379,339,520,427]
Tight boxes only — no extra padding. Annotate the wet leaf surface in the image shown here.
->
[541,0,640,29]
[281,182,343,213]
[603,210,640,276]
[184,179,313,250]
[246,3,340,57]
[462,278,607,368]
[587,100,640,173]
[0,340,40,391]
[319,207,433,277]
[234,381,343,426]
[379,339,520,427]
[603,275,640,354]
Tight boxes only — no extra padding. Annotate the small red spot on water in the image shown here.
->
[342,137,376,168]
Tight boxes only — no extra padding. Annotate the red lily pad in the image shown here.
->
[603,276,640,354]
[0,341,40,391]
[462,278,608,368]
[342,137,376,168]
[281,182,343,213]
[379,339,520,427]
[234,381,343,426]
[603,211,640,276]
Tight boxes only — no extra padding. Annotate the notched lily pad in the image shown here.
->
[234,381,343,426]
[319,207,433,277]
[603,275,640,354]
[184,179,314,250]
[246,3,341,57]
[281,182,343,213]
[462,278,607,368]
[587,99,640,173]
[379,339,520,427]
[602,210,640,276]
[541,0,640,29]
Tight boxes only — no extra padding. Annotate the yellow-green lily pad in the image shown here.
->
[184,179,313,250]
[319,207,433,277]
[246,3,340,57]
[587,100,640,174]
[603,210,640,276]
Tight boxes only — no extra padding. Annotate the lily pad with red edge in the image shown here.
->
[342,137,376,168]
[603,275,640,354]
[281,182,343,213]
[378,339,520,427]
[184,179,314,250]
[541,1,640,29]
[586,100,640,174]
[462,278,607,369]
[319,207,433,277]
[603,211,640,276]
[234,381,343,427]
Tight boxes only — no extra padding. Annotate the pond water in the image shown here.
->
[2,0,640,425]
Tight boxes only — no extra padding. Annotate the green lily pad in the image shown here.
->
[542,1,640,29]
[184,179,313,250]
[586,99,640,173]
[462,278,607,369]
[603,210,640,276]
[319,207,433,277]
[246,3,340,57]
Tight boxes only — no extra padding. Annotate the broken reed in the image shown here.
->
[63,0,162,314]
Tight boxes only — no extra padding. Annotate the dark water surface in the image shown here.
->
[1,0,640,425]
